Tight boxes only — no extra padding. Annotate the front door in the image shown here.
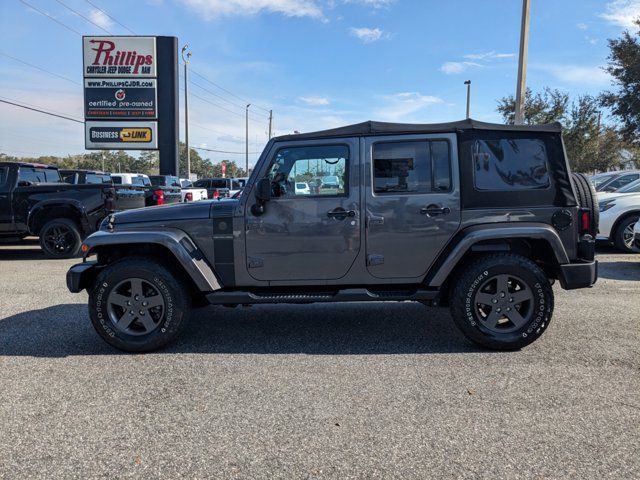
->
[0,164,14,233]
[245,139,360,281]
[364,134,461,280]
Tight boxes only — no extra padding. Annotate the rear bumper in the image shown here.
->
[558,260,598,290]
[66,261,101,293]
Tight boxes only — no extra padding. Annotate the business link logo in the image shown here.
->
[90,126,152,143]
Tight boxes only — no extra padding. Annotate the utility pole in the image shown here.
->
[514,0,531,125]
[268,109,273,139]
[464,80,471,118]
[101,151,105,172]
[245,104,251,174]
[181,45,192,179]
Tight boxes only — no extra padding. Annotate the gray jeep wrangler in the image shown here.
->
[67,119,598,352]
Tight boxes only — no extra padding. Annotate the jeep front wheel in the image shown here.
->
[88,257,191,352]
[449,254,554,350]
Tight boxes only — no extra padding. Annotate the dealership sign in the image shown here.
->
[84,79,157,119]
[83,36,157,77]
[85,121,158,149]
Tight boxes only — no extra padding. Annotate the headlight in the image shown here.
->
[599,202,616,212]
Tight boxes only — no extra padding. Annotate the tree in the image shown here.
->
[601,19,640,144]
[497,89,635,172]
[497,87,569,125]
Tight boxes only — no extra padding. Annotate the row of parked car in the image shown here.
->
[0,161,246,258]
[590,170,640,253]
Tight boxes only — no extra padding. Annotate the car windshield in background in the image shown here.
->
[210,179,228,189]
[86,173,111,184]
[592,174,617,187]
[617,178,640,193]
[181,180,193,188]
[18,167,61,184]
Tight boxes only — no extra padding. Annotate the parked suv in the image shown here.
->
[67,120,598,352]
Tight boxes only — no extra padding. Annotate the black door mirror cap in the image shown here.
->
[255,177,271,202]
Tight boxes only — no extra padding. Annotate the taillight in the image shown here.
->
[185,192,193,202]
[153,189,165,205]
[213,190,219,199]
[580,209,590,234]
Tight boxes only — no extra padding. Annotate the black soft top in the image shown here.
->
[274,119,562,141]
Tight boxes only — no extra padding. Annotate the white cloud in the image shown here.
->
[600,0,640,28]
[463,51,515,60]
[537,64,612,86]
[89,9,113,30]
[375,92,444,121]
[349,27,385,43]
[178,0,323,19]
[299,96,330,106]
[576,22,588,30]
[439,61,481,74]
[344,0,395,7]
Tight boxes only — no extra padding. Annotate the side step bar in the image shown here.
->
[206,287,438,305]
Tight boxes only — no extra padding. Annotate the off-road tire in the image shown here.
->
[613,215,640,253]
[88,257,191,352]
[449,253,554,350]
[39,218,82,259]
[571,172,599,237]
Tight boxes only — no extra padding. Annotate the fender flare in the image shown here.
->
[82,228,222,292]
[28,200,87,233]
[426,223,570,288]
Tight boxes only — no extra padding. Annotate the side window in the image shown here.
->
[193,179,208,188]
[373,140,451,194]
[0,166,8,187]
[608,174,639,190]
[112,176,122,185]
[473,138,549,191]
[266,144,349,198]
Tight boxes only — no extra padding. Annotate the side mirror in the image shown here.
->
[255,177,272,202]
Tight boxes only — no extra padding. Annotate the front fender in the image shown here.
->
[82,228,222,292]
[426,223,570,288]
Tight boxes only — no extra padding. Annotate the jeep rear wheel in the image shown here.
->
[39,218,82,259]
[88,257,191,352]
[449,254,554,350]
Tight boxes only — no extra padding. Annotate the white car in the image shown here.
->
[597,178,640,203]
[294,182,310,195]
[179,179,208,202]
[598,191,640,253]
[634,221,640,250]
[111,173,151,187]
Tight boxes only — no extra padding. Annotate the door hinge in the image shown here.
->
[367,254,384,266]
[247,256,264,269]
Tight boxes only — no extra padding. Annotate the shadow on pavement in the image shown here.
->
[597,259,640,281]
[0,302,480,357]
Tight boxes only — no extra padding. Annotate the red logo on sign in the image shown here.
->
[89,40,153,74]
[115,89,126,101]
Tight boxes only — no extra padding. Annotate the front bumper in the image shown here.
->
[66,261,101,293]
[558,260,598,290]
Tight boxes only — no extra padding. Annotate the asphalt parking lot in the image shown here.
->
[0,240,638,479]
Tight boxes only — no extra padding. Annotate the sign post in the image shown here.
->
[83,35,179,175]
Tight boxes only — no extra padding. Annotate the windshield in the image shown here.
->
[181,179,192,188]
[592,174,616,187]
[132,176,150,186]
[618,178,640,193]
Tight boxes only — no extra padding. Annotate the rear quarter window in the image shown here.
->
[473,138,549,191]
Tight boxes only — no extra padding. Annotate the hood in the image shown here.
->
[113,200,214,224]
[598,192,640,203]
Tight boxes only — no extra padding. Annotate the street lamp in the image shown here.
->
[181,45,192,178]
[514,0,531,124]
[464,80,471,119]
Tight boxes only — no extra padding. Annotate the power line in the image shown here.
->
[53,0,112,34]
[0,98,83,123]
[190,68,271,114]
[18,0,82,35]
[0,51,81,85]
[82,0,135,34]
[186,88,265,126]
[193,146,261,155]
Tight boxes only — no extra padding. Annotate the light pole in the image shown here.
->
[181,45,192,178]
[245,103,251,174]
[464,80,471,119]
[514,0,531,124]
[268,109,273,139]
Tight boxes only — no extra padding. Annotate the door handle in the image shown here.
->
[327,208,356,219]
[420,205,451,217]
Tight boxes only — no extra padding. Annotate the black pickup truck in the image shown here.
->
[60,169,146,211]
[0,162,114,258]
[148,175,183,205]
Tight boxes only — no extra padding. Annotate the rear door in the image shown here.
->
[0,165,14,232]
[364,134,461,279]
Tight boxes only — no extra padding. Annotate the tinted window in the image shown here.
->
[473,138,549,191]
[132,176,150,186]
[61,172,76,183]
[618,178,640,193]
[168,176,181,187]
[18,167,60,184]
[0,166,8,187]
[112,176,122,185]
[236,179,247,188]
[373,140,451,195]
[193,179,209,188]
[267,144,349,198]
[86,173,111,184]
[210,179,228,189]
[150,176,164,186]
[231,180,241,189]
[181,179,193,188]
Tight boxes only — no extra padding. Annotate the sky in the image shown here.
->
[0,0,639,167]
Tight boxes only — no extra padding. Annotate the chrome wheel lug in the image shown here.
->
[139,310,145,316]
[129,310,134,315]
[492,299,498,304]
[142,301,148,307]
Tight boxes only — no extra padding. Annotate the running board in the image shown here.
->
[205,287,438,305]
